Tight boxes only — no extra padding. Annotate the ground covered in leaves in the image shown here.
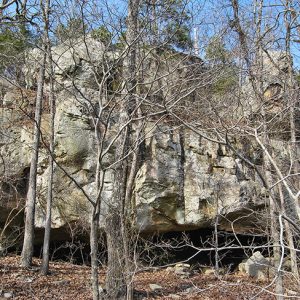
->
[0,255,299,299]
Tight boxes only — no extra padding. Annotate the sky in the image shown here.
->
[1,0,300,67]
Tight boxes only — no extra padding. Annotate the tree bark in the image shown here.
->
[263,133,284,300]
[40,0,56,276]
[278,184,299,279]
[105,210,128,300]
[90,205,100,300]
[21,51,46,268]
[105,1,140,299]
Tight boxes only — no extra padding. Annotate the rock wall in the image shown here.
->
[0,108,267,235]
[0,39,271,240]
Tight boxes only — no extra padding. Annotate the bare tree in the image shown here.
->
[40,0,56,275]
[163,0,300,298]
[104,2,141,298]
[20,47,46,267]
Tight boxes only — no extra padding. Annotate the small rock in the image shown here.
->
[149,284,162,291]
[202,267,215,275]
[23,277,34,283]
[238,251,271,280]
[3,292,13,298]
[168,294,180,299]
[174,263,191,277]
[174,263,190,270]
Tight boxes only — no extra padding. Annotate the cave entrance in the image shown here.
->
[141,228,269,271]
[8,227,268,270]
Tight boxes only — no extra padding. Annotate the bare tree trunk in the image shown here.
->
[285,0,300,220]
[278,184,299,279]
[40,69,54,274]
[105,208,127,300]
[21,51,46,268]
[40,0,56,276]
[105,121,130,300]
[90,204,100,300]
[90,142,105,300]
[263,137,284,299]
[255,1,284,294]
[214,190,220,276]
[105,1,140,299]
[283,0,300,279]
[284,219,299,278]
[269,199,284,300]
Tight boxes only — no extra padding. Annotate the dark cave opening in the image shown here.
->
[138,228,269,272]
[9,227,269,271]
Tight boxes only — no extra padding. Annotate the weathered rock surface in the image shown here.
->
[238,251,272,280]
[0,106,268,234]
[0,39,274,240]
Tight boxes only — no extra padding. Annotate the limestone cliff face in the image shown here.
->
[0,39,269,238]
[0,109,267,234]
[134,126,268,232]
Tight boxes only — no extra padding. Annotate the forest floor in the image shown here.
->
[0,255,299,299]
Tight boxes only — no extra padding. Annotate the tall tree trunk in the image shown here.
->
[90,204,100,300]
[278,184,299,279]
[105,1,140,299]
[40,66,54,274]
[283,0,299,279]
[270,203,284,300]
[21,51,46,267]
[263,132,284,299]
[285,0,300,217]
[105,121,130,299]
[105,207,128,300]
[40,0,56,275]
[262,141,284,299]
[90,144,105,300]
[214,194,220,276]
